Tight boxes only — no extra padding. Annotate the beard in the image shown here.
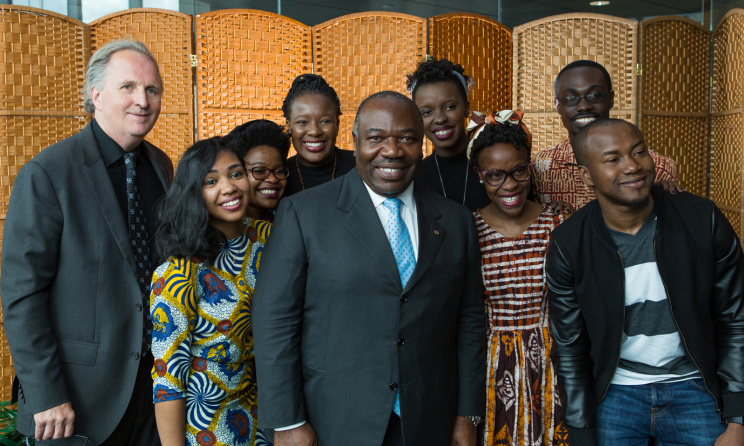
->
[630,195,651,211]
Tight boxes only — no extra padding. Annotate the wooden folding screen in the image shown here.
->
[512,13,638,154]
[639,16,710,197]
[711,9,744,236]
[195,9,311,144]
[429,12,512,114]
[90,8,194,162]
[0,5,89,400]
[312,12,427,152]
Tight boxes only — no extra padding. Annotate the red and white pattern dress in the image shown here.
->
[474,206,569,446]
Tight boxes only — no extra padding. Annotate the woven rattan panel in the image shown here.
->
[195,9,311,142]
[512,13,638,153]
[0,6,88,218]
[428,13,512,113]
[90,8,194,162]
[639,16,710,197]
[711,111,744,237]
[313,12,427,151]
[713,10,744,114]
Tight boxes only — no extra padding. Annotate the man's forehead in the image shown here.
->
[587,123,641,148]
[558,66,608,91]
[360,99,419,128]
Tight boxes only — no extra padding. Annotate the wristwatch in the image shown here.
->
[726,416,744,425]
[466,415,483,426]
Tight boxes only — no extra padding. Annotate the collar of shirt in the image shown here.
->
[92,118,143,167]
[363,181,419,259]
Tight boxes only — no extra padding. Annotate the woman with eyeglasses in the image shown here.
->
[226,119,290,222]
[150,137,272,446]
[469,111,571,446]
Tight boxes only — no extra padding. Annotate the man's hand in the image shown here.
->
[657,179,685,194]
[34,401,75,441]
[450,416,477,446]
[715,422,744,446]
[274,423,317,446]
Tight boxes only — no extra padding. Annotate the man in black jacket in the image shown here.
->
[545,118,744,446]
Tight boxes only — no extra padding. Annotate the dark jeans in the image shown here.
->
[596,379,725,446]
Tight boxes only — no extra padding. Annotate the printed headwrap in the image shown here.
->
[466,110,532,159]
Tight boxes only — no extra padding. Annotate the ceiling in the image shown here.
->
[188,0,744,29]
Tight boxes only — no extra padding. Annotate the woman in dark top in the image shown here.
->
[282,73,355,196]
[406,57,491,212]
[226,119,290,222]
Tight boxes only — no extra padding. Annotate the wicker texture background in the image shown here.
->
[639,16,710,197]
[512,13,638,153]
[428,12,512,113]
[312,12,427,151]
[90,8,194,162]
[711,10,744,236]
[195,9,311,144]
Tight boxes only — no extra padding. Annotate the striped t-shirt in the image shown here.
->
[608,209,700,385]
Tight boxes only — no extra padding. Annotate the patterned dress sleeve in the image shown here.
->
[150,257,200,403]
[650,149,678,183]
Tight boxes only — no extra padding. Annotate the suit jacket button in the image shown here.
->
[136,303,143,311]
[390,383,398,391]
[397,338,405,346]
[400,296,407,303]
[131,352,140,360]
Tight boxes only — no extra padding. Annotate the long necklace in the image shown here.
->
[434,153,469,206]
[297,148,338,191]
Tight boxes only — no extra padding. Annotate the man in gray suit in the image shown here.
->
[253,91,486,446]
[1,40,172,444]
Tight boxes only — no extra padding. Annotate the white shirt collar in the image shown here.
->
[363,181,416,211]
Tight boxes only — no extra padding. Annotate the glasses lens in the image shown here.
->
[251,167,269,179]
[512,165,531,181]
[561,95,580,106]
[486,171,506,186]
[274,168,290,179]
[586,92,605,103]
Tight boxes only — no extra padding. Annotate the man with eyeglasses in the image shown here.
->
[533,60,679,209]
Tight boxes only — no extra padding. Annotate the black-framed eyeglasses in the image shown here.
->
[556,91,612,106]
[476,163,533,187]
[26,435,88,445]
[249,166,290,180]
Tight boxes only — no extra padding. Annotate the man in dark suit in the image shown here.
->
[253,91,486,446]
[1,40,172,444]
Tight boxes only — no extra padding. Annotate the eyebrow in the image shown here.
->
[562,84,604,92]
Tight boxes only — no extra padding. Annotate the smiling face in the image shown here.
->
[91,50,162,152]
[244,145,286,219]
[475,142,533,218]
[579,122,656,212]
[413,81,469,156]
[202,150,250,239]
[287,93,340,167]
[353,96,423,197]
[555,66,614,139]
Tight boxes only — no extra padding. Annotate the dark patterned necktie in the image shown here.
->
[124,151,153,353]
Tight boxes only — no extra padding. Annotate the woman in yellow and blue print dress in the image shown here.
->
[150,136,272,446]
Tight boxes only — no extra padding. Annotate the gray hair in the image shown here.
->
[352,91,423,137]
[83,39,162,114]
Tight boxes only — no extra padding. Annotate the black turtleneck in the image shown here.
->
[416,150,491,212]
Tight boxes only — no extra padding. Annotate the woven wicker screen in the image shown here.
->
[89,9,194,163]
[711,9,744,237]
[639,16,710,197]
[312,12,427,152]
[512,13,638,154]
[0,5,88,400]
[195,9,311,145]
[428,12,512,113]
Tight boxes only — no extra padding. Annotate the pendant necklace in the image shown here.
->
[434,153,469,206]
[297,148,338,191]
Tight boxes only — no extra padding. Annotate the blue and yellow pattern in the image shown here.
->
[151,218,273,446]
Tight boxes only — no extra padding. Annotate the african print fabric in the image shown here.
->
[533,139,678,209]
[474,207,569,446]
[151,218,272,446]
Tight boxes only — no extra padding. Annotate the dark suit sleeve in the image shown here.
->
[1,161,71,413]
[710,206,744,418]
[253,198,309,428]
[456,215,487,417]
[545,238,597,446]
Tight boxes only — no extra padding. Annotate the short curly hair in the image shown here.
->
[406,57,471,103]
[282,73,342,120]
[225,119,290,161]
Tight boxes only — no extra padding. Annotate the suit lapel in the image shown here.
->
[78,123,138,279]
[339,171,401,288]
[405,184,444,292]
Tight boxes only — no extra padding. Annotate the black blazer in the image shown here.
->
[1,122,173,443]
[253,169,486,446]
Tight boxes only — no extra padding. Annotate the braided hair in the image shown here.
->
[282,73,342,120]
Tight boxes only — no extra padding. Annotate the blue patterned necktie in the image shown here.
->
[382,197,416,417]
[124,151,153,354]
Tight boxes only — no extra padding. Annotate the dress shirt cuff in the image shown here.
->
[274,421,306,431]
